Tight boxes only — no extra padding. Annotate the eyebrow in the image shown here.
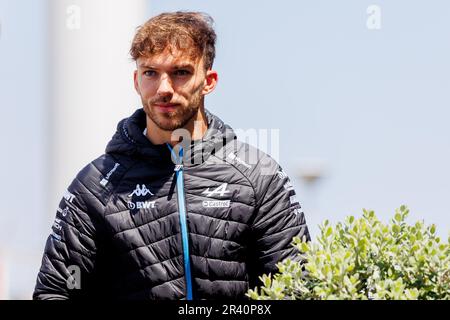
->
[138,63,194,70]
[172,64,194,70]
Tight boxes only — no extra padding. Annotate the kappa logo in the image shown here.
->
[128,184,156,210]
[202,183,230,197]
[128,184,154,197]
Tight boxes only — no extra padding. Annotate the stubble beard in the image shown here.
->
[143,92,203,132]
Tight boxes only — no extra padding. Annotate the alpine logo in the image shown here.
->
[128,201,156,210]
[202,183,231,207]
[202,183,230,197]
[128,184,154,197]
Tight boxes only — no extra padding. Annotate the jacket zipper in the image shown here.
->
[168,144,193,300]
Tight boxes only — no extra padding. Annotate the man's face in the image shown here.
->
[134,48,216,131]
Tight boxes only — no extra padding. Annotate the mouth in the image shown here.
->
[153,103,180,113]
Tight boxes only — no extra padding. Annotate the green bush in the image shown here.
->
[248,206,450,300]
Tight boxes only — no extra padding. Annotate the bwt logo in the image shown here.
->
[128,201,156,210]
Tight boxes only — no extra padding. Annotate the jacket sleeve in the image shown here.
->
[33,171,101,300]
[248,154,311,287]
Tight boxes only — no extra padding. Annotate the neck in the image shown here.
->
[145,107,208,147]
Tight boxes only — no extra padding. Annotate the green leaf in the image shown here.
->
[300,242,309,253]
[430,224,436,235]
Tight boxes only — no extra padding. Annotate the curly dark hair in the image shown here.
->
[130,11,217,70]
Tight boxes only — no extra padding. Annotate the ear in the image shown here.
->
[133,69,141,95]
[202,69,218,95]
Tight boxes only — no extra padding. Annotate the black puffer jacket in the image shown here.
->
[33,108,310,300]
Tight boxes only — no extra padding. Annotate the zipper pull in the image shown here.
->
[174,164,183,172]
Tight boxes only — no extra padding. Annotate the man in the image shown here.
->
[33,11,310,300]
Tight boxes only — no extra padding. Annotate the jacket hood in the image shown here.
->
[105,108,237,166]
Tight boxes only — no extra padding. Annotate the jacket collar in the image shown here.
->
[105,108,236,167]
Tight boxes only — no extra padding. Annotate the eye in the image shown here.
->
[173,69,191,76]
[143,70,156,77]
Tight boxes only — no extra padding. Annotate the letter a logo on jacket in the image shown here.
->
[202,183,230,197]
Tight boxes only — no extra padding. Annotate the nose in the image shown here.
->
[156,74,174,99]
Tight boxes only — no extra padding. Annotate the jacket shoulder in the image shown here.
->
[67,153,135,212]
[218,139,282,203]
